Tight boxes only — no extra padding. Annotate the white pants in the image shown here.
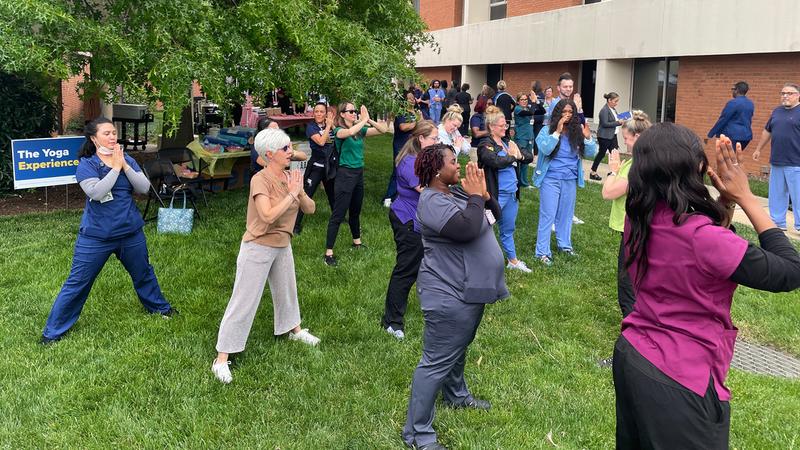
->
[216,241,301,353]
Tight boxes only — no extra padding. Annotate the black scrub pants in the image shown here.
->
[592,136,619,173]
[295,158,335,232]
[382,210,423,331]
[613,336,730,450]
[617,233,635,318]
[325,166,363,249]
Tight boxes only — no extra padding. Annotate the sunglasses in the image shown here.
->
[278,145,292,153]
[343,109,358,114]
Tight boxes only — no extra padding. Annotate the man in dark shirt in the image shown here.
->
[753,82,800,232]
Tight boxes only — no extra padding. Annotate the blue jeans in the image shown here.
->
[536,176,577,257]
[498,192,519,260]
[43,230,172,340]
[769,165,800,230]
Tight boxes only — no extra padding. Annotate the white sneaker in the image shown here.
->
[211,360,232,384]
[572,215,584,225]
[289,328,320,346]
[383,198,392,208]
[551,224,555,232]
[386,326,405,340]
[506,260,533,273]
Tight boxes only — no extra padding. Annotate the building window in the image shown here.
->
[632,57,679,123]
[490,0,507,21]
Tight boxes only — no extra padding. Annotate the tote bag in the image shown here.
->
[157,189,194,234]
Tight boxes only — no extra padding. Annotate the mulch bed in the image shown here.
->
[0,185,87,216]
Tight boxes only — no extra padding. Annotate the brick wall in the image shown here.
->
[419,0,462,31]
[417,66,460,87]
[500,62,581,98]
[507,0,582,17]
[676,53,800,176]
[60,74,84,132]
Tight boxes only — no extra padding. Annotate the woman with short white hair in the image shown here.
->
[212,128,319,384]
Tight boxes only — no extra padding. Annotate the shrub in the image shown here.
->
[0,72,58,195]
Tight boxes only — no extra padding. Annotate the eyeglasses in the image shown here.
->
[493,123,509,129]
[278,145,292,153]
[780,92,799,97]
[343,109,358,114]
[519,97,529,101]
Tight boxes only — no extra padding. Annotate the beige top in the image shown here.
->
[243,169,314,248]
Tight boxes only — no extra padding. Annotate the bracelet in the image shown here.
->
[607,172,617,177]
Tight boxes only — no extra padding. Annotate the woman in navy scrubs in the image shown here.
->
[41,118,177,344]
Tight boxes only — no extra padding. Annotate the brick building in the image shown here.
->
[414,0,800,176]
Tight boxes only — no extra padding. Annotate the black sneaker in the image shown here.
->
[351,243,367,250]
[589,173,602,181]
[444,396,491,411]
[324,255,338,266]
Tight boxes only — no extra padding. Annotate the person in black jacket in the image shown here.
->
[478,107,534,273]
[590,92,624,180]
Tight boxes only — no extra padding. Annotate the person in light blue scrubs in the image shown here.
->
[533,99,598,266]
[41,118,176,343]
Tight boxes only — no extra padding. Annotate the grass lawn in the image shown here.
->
[0,135,798,449]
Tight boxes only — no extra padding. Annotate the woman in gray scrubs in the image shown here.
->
[402,144,508,450]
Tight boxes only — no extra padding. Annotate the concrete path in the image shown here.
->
[580,159,799,241]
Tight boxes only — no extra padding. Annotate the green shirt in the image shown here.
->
[335,126,369,169]
[609,158,632,232]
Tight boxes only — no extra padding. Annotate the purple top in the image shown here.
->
[621,202,748,401]
[391,155,421,231]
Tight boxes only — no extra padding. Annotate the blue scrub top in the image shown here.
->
[75,154,146,239]
[547,136,580,180]
[497,147,518,194]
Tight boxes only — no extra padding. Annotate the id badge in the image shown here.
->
[484,209,496,225]
[100,192,114,203]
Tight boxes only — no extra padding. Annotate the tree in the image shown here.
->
[0,0,433,130]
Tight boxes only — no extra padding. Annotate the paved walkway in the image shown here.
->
[581,160,799,241]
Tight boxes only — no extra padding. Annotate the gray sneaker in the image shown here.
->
[506,260,533,273]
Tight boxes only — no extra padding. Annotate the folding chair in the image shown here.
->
[141,158,202,222]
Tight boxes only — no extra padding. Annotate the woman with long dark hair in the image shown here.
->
[402,144,505,450]
[533,99,597,266]
[614,125,800,449]
[41,117,177,343]
[381,120,438,340]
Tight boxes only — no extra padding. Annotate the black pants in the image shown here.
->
[613,336,730,450]
[295,159,335,231]
[382,210,424,331]
[326,166,363,249]
[459,110,470,136]
[617,233,635,318]
[532,123,543,156]
[592,136,619,172]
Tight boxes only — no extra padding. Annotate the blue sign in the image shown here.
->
[11,136,86,189]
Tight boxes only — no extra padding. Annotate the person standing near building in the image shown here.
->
[513,93,535,187]
[41,118,178,344]
[492,80,516,131]
[470,97,490,150]
[402,147,506,450]
[455,83,473,136]
[590,92,624,181]
[428,80,446,125]
[708,81,754,151]
[753,83,800,232]
[548,73,587,224]
[533,99,598,266]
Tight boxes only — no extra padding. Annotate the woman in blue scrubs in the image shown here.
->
[41,118,177,343]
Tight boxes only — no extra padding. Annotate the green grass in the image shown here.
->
[0,134,798,449]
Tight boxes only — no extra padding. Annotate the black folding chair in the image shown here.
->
[141,158,201,222]
[158,147,209,206]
